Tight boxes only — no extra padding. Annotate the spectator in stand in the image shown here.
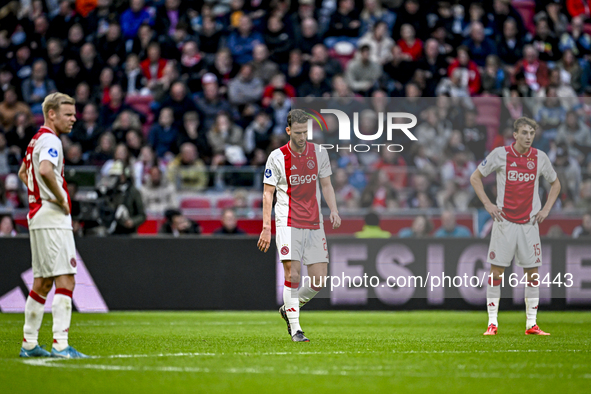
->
[559,15,591,57]
[359,0,396,37]
[0,215,18,237]
[227,15,264,65]
[438,146,476,211]
[208,48,240,91]
[0,86,33,132]
[462,21,497,68]
[357,21,395,65]
[481,55,506,96]
[535,86,566,140]
[194,74,236,132]
[324,0,361,48]
[88,131,116,166]
[4,173,25,209]
[552,143,582,200]
[372,148,407,189]
[158,81,197,128]
[532,16,561,63]
[382,45,415,94]
[461,109,488,161]
[133,145,165,189]
[5,112,35,158]
[497,17,525,68]
[96,20,127,69]
[57,59,82,98]
[417,39,449,97]
[299,65,331,97]
[103,161,146,235]
[214,208,246,235]
[243,110,273,159]
[447,46,481,95]
[198,17,225,57]
[178,111,212,163]
[21,59,57,114]
[262,73,296,107]
[121,54,148,96]
[360,170,399,210]
[355,211,392,238]
[79,43,103,88]
[64,143,86,166]
[141,166,177,214]
[572,212,591,238]
[228,63,264,107]
[397,24,423,62]
[149,107,178,158]
[251,44,279,85]
[207,112,244,160]
[295,17,321,56]
[0,133,18,175]
[391,0,429,41]
[577,179,591,211]
[49,0,78,41]
[512,45,549,92]
[120,0,153,41]
[167,143,208,191]
[345,44,382,96]
[491,0,529,40]
[556,109,591,162]
[101,143,133,176]
[434,210,472,237]
[160,209,201,236]
[9,45,33,82]
[141,42,168,87]
[398,214,433,238]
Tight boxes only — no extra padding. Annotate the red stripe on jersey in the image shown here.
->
[282,142,320,229]
[503,144,537,224]
[25,128,55,220]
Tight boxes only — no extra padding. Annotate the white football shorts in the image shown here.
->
[275,226,329,265]
[30,228,78,278]
[487,219,542,268]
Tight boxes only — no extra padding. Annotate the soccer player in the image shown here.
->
[470,117,561,336]
[17,93,88,358]
[257,109,341,342]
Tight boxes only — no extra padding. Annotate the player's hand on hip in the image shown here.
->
[534,209,549,224]
[257,228,271,253]
[48,198,70,215]
[485,202,504,222]
[330,211,341,229]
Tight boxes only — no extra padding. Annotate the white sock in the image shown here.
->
[23,291,46,350]
[52,289,73,351]
[486,278,501,326]
[283,281,301,334]
[525,281,539,329]
[298,283,320,308]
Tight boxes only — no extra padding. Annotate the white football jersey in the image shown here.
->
[264,142,332,229]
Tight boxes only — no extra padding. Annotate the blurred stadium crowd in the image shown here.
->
[1,0,591,236]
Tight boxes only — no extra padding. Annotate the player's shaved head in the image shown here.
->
[287,109,309,127]
[42,92,75,120]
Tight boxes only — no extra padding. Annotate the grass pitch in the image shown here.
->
[0,311,589,393]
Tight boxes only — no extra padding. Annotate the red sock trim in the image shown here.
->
[311,285,321,292]
[527,280,539,287]
[487,278,502,286]
[284,281,299,289]
[29,291,46,304]
[55,288,73,298]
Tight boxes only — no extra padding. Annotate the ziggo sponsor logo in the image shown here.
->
[290,174,317,185]
[508,171,536,182]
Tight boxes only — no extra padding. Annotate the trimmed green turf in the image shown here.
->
[0,311,589,393]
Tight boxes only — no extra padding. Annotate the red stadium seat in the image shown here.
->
[180,197,211,209]
[513,0,536,35]
[216,198,235,209]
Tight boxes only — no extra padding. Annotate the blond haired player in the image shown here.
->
[17,93,88,358]
[258,109,341,342]
[470,117,561,336]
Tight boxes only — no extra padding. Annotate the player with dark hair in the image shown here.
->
[470,117,561,336]
[257,109,341,342]
[18,92,88,358]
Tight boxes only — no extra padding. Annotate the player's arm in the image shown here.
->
[39,160,70,215]
[470,168,503,222]
[18,161,27,185]
[320,176,341,229]
[534,177,561,224]
[257,183,275,252]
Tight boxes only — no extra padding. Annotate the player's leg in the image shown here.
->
[21,229,53,357]
[517,223,549,335]
[49,229,89,357]
[21,276,54,356]
[298,229,329,308]
[282,259,307,341]
[52,274,75,352]
[485,220,515,335]
[299,262,326,308]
